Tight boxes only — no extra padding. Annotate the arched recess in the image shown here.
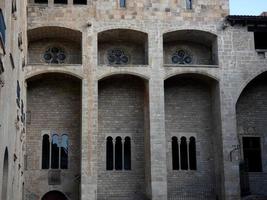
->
[41,190,68,200]
[164,73,222,199]
[236,71,267,197]
[97,74,150,199]
[1,148,9,200]
[163,30,218,65]
[98,29,148,65]
[27,26,82,64]
[25,73,82,199]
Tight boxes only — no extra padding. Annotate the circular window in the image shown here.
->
[43,47,66,64]
[107,49,129,65]
[171,49,192,64]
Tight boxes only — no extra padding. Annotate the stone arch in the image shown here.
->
[41,190,68,200]
[164,71,219,82]
[235,69,267,104]
[27,26,82,65]
[163,29,218,65]
[97,29,149,65]
[236,71,267,197]
[25,69,84,81]
[98,71,149,82]
[1,147,9,200]
[164,73,222,199]
[163,28,218,37]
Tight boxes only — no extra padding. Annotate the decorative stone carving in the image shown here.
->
[43,47,66,64]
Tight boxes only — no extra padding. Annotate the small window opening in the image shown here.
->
[180,137,188,170]
[106,137,113,170]
[54,0,68,4]
[74,0,87,4]
[60,134,68,169]
[51,134,60,169]
[34,0,48,3]
[254,32,267,50]
[42,134,50,169]
[186,0,192,9]
[189,137,197,170]
[12,0,17,14]
[172,137,179,170]
[124,137,131,170]
[120,0,126,8]
[115,137,122,170]
[243,137,262,172]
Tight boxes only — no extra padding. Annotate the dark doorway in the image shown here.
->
[42,191,68,200]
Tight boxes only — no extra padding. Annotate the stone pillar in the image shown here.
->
[81,27,98,200]
[220,90,241,200]
[48,0,53,6]
[69,0,73,5]
[148,25,168,200]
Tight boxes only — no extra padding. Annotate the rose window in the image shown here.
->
[171,49,192,64]
[107,49,129,65]
[43,47,66,64]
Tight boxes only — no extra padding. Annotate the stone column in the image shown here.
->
[81,26,98,200]
[220,89,241,200]
[148,24,168,200]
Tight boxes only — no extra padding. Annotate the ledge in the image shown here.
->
[98,64,149,68]
[164,64,219,68]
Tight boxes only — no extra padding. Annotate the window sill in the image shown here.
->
[99,64,149,67]
[27,63,82,66]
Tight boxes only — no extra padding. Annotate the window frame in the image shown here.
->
[41,132,69,170]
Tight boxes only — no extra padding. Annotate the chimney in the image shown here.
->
[260,12,267,16]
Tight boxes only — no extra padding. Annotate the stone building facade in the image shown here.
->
[1,0,267,199]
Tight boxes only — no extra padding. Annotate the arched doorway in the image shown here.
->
[42,191,68,200]
[1,148,8,200]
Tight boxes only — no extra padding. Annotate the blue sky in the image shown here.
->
[230,0,267,15]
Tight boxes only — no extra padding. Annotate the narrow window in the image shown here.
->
[120,0,126,8]
[180,137,188,170]
[186,0,192,9]
[16,80,20,107]
[1,148,9,200]
[34,0,48,3]
[51,134,60,169]
[60,134,68,169]
[115,137,122,170]
[73,0,87,4]
[42,134,50,169]
[54,0,67,4]
[189,137,197,170]
[124,137,131,170]
[12,0,17,14]
[0,9,6,44]
[243,137,262,172]
[106,137,113,170]
[172,136,179,170]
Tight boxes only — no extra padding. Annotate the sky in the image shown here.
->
[230,0,267,15]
